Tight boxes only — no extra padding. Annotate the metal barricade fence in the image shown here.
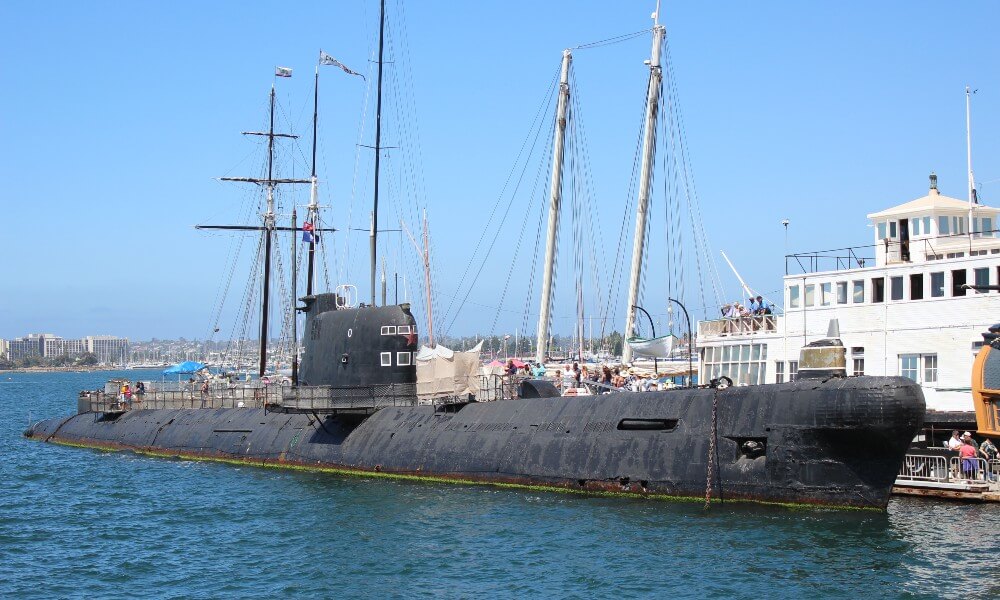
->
[949,456,991,481]
[897,455,950,482]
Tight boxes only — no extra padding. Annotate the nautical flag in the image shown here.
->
[319,50,365,80]
[275,66,293,78]
[302,221,315,243]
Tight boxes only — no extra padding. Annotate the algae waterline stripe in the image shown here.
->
[36,435,878,512]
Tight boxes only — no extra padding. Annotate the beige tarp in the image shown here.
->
[415,342,482,401]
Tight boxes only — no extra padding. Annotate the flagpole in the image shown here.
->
[371,0,386,306]
[307,62,320,297]
[291,205,298,385]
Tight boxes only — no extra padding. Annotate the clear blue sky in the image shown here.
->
[2,1,998,342]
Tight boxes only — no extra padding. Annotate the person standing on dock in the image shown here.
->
[959,439,978,479]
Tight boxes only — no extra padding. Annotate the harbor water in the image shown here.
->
[2,370,998,598]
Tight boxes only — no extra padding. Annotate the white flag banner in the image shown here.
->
[319,50,365,80]
[275,66,292,78]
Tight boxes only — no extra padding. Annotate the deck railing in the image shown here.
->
[698,315,777,338]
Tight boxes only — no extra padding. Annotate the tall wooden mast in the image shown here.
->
[307,66,320,297]
[370,0,386,306]
[534,49,572,365]
[218,85,311,378]
[622,21,665,365]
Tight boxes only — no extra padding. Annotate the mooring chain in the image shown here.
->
[704,386,720,510]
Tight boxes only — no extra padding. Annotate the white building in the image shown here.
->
[697,175,1000,412]
[85,335,129,363]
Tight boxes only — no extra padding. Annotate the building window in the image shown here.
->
[821,282,832,306]
[853,358,865,376]
[909,274,923,300]
[380,352,392,366]
[380,325,397,335]
[872,277,885,303]
[877,222,887,239]
[788,361,799,381]
[852,280,864,303]
[789,285,800,309]
[923,216,931,234]
[912,217,921,236]
[836,281,848,304]
[953,216,966,235]
[397,351,411,366]
[923,355,937,383]
[890,276,904,301]
[701,343,768,386]
[775,361,785,384]
[889,221,898,238]
[900,353,937,384]
[931,272,945,297]
[975,267,989,288]
[938,216,950,235]
[952,269,967,296]
[983,217,993,237]
[804,284,815,306]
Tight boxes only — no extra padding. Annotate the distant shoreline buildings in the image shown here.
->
[1,333,129,363]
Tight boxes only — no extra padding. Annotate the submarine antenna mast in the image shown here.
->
[371,0,386,306]
[622,14,665,365]
[535,49,572,365]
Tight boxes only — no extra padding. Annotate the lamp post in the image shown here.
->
[631,305,658,374]
[668,297,694,387]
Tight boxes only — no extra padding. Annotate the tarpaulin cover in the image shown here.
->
[163,361,208,375]
[415,342,482,401]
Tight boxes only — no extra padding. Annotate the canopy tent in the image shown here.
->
[163,361,208,375]
[416,342,483,402]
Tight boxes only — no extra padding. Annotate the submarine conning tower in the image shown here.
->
[797,319,848,380]
[298,292,418,387]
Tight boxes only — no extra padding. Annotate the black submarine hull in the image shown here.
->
[26,375,924,509]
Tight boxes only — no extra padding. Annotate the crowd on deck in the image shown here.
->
[947,430,999,480]
[722,295,773,318]
[502,359,681,394]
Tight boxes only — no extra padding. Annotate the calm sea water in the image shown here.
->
[1,370,998,599]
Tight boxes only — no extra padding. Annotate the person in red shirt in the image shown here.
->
[959,440,978,479]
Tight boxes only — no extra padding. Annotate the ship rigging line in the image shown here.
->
[439,66,562,336]
[571,28,653,51]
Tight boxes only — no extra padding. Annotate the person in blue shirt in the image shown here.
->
[746,297,759,314]
[756,295,772,315]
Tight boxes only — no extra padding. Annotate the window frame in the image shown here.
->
[397,351,411,367]
[380,352,392,367]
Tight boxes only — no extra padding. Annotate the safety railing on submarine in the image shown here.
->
[276,383,419,413]
[82,381,282,413]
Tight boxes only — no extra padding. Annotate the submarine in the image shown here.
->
[26,297,925,510]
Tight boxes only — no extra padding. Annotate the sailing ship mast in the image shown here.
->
[216,86,311,377]
[371,0,387,306]
[621,17,666,365]
[535,49,573,365]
